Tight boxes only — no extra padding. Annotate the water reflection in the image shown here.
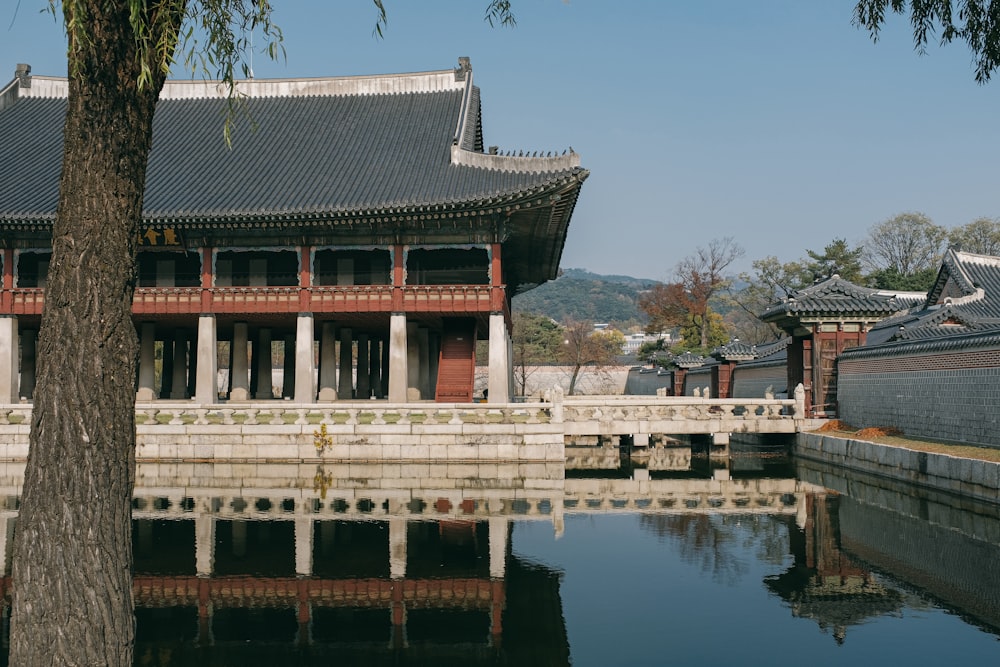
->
[0,452,995,664]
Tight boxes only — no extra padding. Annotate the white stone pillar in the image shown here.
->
[406,322,420,401]
[18,328,36,400]
[170,332,189,399]
[507,333,515,400]
[488,313,510,403]
[388,314,408,403]
[389,518,407,579]
[254,328,274,400]
[0,318,16,403]
[294,516,314,577]
[136,322,157,401]
[337,327,353,400]
[417,327,430,399]
[369,338,382,399]
[195,515,216,576]
[318,322,337,401]
[230,322,250,401]
[281,334,295,399]
[488,517,508,579]
[356,334,371,399]
[194,314,218,404]
[295,313,315,403]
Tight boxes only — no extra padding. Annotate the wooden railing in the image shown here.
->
[4,285,507,316]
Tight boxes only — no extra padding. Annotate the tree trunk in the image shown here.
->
[8,4,175,665]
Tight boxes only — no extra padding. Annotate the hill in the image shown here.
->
[512,268,660,325]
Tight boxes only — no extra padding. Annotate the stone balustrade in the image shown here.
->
[0,389,809,462]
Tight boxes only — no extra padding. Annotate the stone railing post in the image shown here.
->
[793,383,805,419]
[550,385,564,423]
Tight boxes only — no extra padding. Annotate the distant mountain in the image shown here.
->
[559,268,661,288]
[512,269,660,325]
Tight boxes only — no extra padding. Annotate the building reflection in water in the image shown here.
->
[0,453,995,662]
[764,493,903,644]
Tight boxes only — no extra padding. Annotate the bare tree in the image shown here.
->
[949,217,1000,255]
[561,319,623,395]
[862,212,946,278]
[640,238,744,350]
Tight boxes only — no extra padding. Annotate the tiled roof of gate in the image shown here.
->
[0,62,586,224]
[861,248,1000,345]
[760,275,924,323]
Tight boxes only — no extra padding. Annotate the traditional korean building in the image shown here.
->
[760,276,924,417]
[0,59,588,404]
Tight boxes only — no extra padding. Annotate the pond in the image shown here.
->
[0,448,998,666]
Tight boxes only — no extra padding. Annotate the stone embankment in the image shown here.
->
[796,432,1000,504]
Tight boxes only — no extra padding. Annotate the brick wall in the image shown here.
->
[837,335,1000,448]
[732,364,786,399]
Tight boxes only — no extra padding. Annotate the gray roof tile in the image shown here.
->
[0,68,585,224]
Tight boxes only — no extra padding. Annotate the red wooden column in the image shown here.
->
[802,337,814,416]
[200,247,213,312]
[490,242,504,312]
[1,249,12,312]
[673,369,687,397]
[391,244,405,311]
[298,245,312,311]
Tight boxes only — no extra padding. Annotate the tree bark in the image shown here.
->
[8,3,177,665]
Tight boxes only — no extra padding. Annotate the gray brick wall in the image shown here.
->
[732,365,785,399]
[838,366,1000,448]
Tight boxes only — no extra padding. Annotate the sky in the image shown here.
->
[2,1,999,281]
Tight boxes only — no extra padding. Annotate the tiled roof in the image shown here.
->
[761,275,924,325]
[672,351,705,368]
[712,338,757,361]
[733,337,789,368]
[861,248,1000,346]
[0,64,584,223]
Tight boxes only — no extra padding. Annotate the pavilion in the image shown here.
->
[0,58,588,404]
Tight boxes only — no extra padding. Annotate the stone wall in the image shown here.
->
[837,335,1000,448]
[795,432,1000,504]
[731,363,786,399]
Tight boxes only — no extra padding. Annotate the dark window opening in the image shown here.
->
[406,248,489,285]
[314,249,390,286]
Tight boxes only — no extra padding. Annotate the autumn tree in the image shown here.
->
[862,212,946,291]
[639,238,744,353]
[949,216,1000,254]
[854,0,1000,83]
[561,319,623,395]
[10,2,512,665]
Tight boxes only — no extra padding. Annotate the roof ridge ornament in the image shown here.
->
[455,57,472,81]
[15,64,31,89]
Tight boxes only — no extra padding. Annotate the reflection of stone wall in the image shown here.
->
[797,459,1000,634]
[839,496,1000,633]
